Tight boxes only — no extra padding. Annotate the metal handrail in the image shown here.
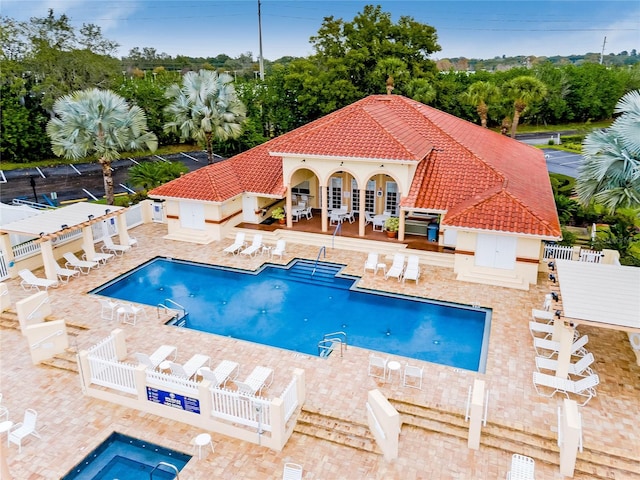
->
[311,246,326,276]
[27,295,51,320]
[31,329,63,349]
[324,331,347,350]
[150,461,179,479]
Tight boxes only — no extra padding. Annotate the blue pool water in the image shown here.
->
[61,432,191,479]
[92,257,490,372]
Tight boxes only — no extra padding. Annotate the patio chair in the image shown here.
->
[101,235,131,256]
[533,334,589,358]
[368,354,388,380]
[529,321,578,341]
[372,215,385,232]
[344,210,355,224]
[116,303,148,325]
[302,206,313,220]
[55,263,80,283]
[532,308,554,323]
[506,453,535,479]
[535,352,596,378]
[128,236,138,247]
[403,363,424,390]
[271,240,286,259]
[282,462,303,480]
[223,232,246,255]
[199,360,239,388]
[364,211,374,226]
[402,255,420,284]
[384,253,405,281]
[99,298,121,321]
[135,345,177,370]
[83,249,113,265]
[329,211,343,226]
[240,234,263,257]
[8,409,41,453]
[18,269,58,291]
[235,365,274,396]
[63,252,99,274]
[364,252,379,274]
[169,354,211,380]
[532,371,599,406]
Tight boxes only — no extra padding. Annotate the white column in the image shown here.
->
[358,187,366,237]
[82,225,97,261]
[320,184,328,232]
[40,239,58,281]
[555,325,574,378]
[286,185,293,228]
[116,214,131,246]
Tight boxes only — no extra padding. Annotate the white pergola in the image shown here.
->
[555,260,640,332]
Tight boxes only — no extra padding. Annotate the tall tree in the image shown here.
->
[503,76,548,137]
[576,90,640,212]
[459,81,500,128]
[46,89,158,205]
[164,70,247,164]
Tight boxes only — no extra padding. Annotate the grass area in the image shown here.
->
[516,119,612,134]
[0,144,203,171]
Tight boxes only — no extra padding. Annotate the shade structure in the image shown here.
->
[555,260,640,331]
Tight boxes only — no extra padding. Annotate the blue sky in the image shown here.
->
[5,1,640,61]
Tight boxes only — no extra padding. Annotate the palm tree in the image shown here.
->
[164,70,247,165]
[503,76,547,138]
[576,90,640,213]
[46,88,158,205]
[128,161,188,190]
[460,81,499,128]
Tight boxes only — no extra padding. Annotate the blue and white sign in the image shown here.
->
[146,387,200,414]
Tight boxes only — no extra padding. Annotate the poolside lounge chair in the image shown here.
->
[506,454,535,480]
[535,352,596,378]
[99,298,121,321]
[529,321,578,341]
[223,232,246,255]
[533,334,589,358]
[402,255,420,284]
[271,239,286,259]
[282,463,303,480]
[83,249,113,265]
[18,269,58,291]
[368,354,388,380]
[403,364,424,390]
[55,263,80,283]
[8,409,41,453]
[116,303,148,325]
[385,254,405,281]
[235,365,274,396]
[63,252,99,274]
[199,360,239,388]
[101,235,131,256]
[532,308,554,323]
[240,234,263,257]
[364,252,379,274]
[169,354,211,380]
[135,345,177,370]
[532,371,599,406]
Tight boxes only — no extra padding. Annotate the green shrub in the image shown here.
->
[558,228,577,246]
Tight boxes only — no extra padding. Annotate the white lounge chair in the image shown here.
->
[101,235,131,256]
[116,303,148,325]
[223,232,246,255]
[283,462,303,480]
[64,252,98,274]
[535,352,596,377]
[302,206,313,220]
[364,211,374,226]
[235,365,274,396]
[18,269,58,291]
[534,334,589,358]
[532,371,599,406]
[135,345,177,370]
[364,252,378,274]
[169,354,211,380]
[8,409,41,453]
[506,454,535,480]
[403,363,424,390]
[368,354,388,380]
[99,298,121,321]
[55,263,80,283]
[199,360,239,387]
[84,249,113,265]
[402,255,420,284]
[385,254,405,281]
[532,308,554,323]
[240,234,263,257]
[271,239,286,259]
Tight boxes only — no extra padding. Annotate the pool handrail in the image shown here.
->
[311,246,326,276]
[150,461,179,479]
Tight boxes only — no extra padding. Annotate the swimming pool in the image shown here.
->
[92,257,491,372]
[61,432,191,479]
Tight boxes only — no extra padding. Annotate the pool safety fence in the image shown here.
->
[79,329,305,451]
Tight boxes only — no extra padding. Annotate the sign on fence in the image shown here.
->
[146,387,200,414]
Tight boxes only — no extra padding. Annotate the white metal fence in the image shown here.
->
[87,335,117,360]
[88,357,137,394]
[543,244,574,260]
[211,387,272,432]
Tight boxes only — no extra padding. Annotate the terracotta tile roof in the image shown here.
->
[150,94,560,237]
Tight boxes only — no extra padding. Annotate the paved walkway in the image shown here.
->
[1,223,638,479]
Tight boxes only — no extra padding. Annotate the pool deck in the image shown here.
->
[1,222,638,479]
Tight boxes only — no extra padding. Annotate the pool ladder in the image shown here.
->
[150,461,179,479]
[157,298,187,321]
[318,331,347,358]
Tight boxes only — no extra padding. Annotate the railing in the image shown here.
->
[366,402,385,440]
[543,243,573,260]
[11,198,52,210]
[125,203,144,229]
[318,331,347,358]
[164,298,186,316]
[87,335,117,361]
[282,377,299,422]
[146,369,199,394]
[26,295,50,321]
[150,462,179,479]
[311,246,326,276]
[210,388,272,432]
[12,239,42,260]
[579,249,603,263]
[31,329,63,349]
[88,357,137,394]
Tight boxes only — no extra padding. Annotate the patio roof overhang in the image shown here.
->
[0,202,126,242]
[555,259,640,332]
